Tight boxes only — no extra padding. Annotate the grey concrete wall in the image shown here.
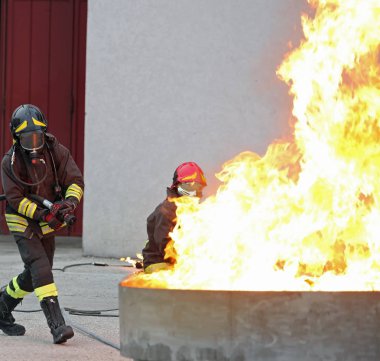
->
[119,286,380,361]
[84,0,310,257]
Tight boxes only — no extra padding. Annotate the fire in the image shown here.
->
[124,0,380,291]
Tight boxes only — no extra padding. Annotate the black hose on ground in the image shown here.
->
[64,307,119,317]
[62,308,120,350]
[52,260,142,272]
[15,307,119,317]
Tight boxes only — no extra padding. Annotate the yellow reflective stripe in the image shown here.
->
[6,285,18,299]
[5,214,28,233]
[34,283,58,301]
[15,120,27,133]
[8,276,30,299]
[32,117,46,127]
[65,184,83,201]
[7,224,27,233]
[65,190,83,200]
[5,214,28,226]
[40,224,55,235]
[25,202,37,218]
[181,171,198,182]
[18,198,30,215]
[39,222,67,235]
[71,183,83,194]
[144,262,173,274]
[18,198,38,218]
[65,191,81,200]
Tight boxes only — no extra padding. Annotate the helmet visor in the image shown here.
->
[19,131,45,151]
[177,182,204,197]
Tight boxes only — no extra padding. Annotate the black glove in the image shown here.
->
[44,213,62,230]
[61,197,78,212]
[51,198,78,218]
[49,202,65,216]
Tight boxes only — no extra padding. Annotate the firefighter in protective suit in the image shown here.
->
[0,104,84,344]
[142,162,207,273]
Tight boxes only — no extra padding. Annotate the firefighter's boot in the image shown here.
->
[40,296,74,344]
[0,287,25,336]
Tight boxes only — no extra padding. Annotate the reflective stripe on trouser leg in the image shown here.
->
[16,268,34,293]
[34,283,58,301]
[5,276,31,299]
[144,262,173,273]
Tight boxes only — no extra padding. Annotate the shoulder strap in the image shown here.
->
[46,142,62,199]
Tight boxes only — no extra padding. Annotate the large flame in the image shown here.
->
[125,0,380,291]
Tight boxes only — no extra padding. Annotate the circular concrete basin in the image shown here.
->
[119,283,380,361]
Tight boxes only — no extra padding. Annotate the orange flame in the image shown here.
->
[125,0,380,291]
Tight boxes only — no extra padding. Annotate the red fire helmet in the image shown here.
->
[172,162,207,187]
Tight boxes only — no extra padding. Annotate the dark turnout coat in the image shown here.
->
[1,133,84,238]
[142,188,178,269]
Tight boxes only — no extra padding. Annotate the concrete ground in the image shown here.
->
[0,235,135,361]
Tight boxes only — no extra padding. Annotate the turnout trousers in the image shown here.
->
[13,234,56,293]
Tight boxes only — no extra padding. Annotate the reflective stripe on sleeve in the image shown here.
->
[25,202,37,218]
[65,183,83,201]
[18,198,30,215]
[18,198,38,218]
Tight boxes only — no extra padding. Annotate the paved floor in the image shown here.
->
[0,235,135,361]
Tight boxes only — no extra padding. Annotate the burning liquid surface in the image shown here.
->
[125,0,380,291]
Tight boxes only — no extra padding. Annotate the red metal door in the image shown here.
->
[0,0,87,236]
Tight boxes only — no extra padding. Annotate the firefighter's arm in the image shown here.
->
[55,144,84,207]
[1,156,46,220]
[153,204,177,256]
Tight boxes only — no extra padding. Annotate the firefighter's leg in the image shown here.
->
[0,235,33,336]
[0,276,29,336]
[16,234,74,344]
[40,295,74,344]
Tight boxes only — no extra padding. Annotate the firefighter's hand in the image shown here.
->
[52,198,77,217]
[60,198,78,214]
[44,213,63,230]
[49,202,64,217]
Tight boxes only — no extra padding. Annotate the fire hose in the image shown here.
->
[0,193,76,225]
[30,194,77,225]
[0,193,143,269]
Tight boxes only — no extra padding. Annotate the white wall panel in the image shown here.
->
[84,0,309,256]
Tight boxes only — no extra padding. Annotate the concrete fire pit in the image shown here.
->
[119,284,380,361]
